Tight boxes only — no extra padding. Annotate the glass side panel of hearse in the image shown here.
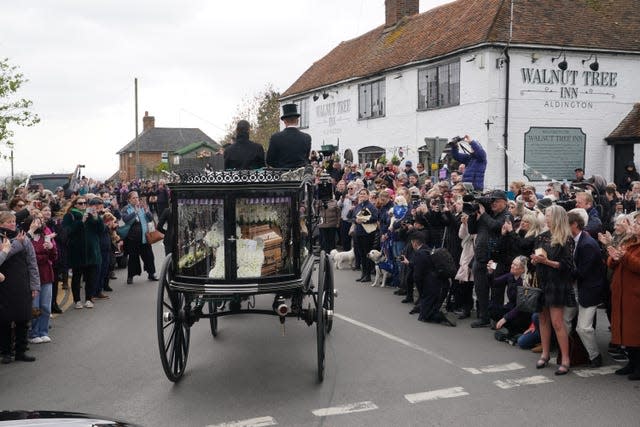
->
[234,196,295,279]
[175,198,225,278]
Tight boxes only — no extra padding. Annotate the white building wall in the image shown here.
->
[297,47,640,191]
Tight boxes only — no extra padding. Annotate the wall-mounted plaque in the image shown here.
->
[523,127,586,181]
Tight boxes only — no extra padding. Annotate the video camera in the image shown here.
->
[462,193,494,215]
[317,173,334,203]
[446,136,464,149]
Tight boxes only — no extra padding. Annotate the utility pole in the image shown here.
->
[135,77,140,179]
[7,141,14,188]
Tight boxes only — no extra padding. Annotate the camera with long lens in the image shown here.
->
[447,136,464,148]
[462,193,493,215]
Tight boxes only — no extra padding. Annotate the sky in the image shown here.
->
[1,0,452,180]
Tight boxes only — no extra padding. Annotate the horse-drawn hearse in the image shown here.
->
[156,168,335,382]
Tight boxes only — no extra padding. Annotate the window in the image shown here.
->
[293,98,309,128]
[358,79,386,120]
[357,146,385,164]
[418,60,460,109]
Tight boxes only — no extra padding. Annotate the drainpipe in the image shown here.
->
[503,48,510,191]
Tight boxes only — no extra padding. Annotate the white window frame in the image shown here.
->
[293,98,309,129]
[358,79,386,120]
[418,59,460,110]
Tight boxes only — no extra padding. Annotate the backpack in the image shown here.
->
[431,247,457,279]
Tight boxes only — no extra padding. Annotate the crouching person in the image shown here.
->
[401,230,456,327]
[489,256,532,340]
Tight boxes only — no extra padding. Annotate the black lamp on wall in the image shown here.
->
[551,51,568,71]
[582,54,599,71]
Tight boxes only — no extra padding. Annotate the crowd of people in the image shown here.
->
[312,146,640,379]
[1,114,639,380]
[0,178,170,364]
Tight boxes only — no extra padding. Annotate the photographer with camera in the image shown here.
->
[468,190,512,328]
[449,135,487,191]
[315,176,341,254]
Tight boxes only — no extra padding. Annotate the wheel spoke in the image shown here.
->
[163,319,176,332]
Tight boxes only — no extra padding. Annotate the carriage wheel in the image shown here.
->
[324,253,335,334]
[316,251,327,382]
[156,255,190,382]
[208,300,218,337]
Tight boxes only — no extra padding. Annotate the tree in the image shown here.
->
[222,84,281,149]
[0,58,40,159]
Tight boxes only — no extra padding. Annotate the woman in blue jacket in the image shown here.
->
[120,191,157,284]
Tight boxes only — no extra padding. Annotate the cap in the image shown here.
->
[405,161,412,167]
[88,198,103,206]
[490,190,508,201]
[55,186,64,192]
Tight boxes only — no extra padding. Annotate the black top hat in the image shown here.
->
[280,103,301,120]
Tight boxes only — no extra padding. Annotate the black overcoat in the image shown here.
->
[266,127,311,169]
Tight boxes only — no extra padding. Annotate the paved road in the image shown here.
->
[1,245,639,426]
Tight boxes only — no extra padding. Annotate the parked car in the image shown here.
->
[25,164,85,195]
[0,410,140,426]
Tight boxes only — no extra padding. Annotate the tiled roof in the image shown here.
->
[607,103,640,141]
[283,0,640,97]
[116,128,219,154]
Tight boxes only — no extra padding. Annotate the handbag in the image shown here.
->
[516,273,543,313]
[145,221,164,244]
[116,220,133,239]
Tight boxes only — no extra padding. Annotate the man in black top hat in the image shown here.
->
[266,103,311,169]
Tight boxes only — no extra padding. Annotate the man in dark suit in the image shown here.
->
[224,120,265,170]
[402,230,456,326]
[266,103,311,169]
[565,209,607,367]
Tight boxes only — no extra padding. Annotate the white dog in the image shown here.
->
[367,249,393,287]
[329,248,355,270]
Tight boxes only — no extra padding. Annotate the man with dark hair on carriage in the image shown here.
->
[266,104,311,169]
[224,120,265,170]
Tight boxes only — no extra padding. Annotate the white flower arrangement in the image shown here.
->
[208,245,225,279]
[237,238,265,278]
[204,224,223,248]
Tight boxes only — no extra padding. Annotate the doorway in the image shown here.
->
[614,144,635,187]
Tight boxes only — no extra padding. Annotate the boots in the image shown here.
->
[615,347,636,376]
[629,348,640,381]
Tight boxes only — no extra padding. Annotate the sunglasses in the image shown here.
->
[76,201,87,205]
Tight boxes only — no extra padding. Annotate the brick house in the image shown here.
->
[281,0,640,189]
[116,111,219,179]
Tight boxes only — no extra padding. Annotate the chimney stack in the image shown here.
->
[143,111,155,132]
[385,0,419,28]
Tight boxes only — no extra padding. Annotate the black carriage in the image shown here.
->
[157,168,335,382]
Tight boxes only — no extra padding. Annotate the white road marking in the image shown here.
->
[573,365,620,378]
[405,386,469,403]
[494,375,553,389]
[312,401,378,417]
[206,416,277,427]
[462,362,525,375]
[334,313,455,366]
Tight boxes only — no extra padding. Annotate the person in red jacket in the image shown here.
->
[24,213,58,344]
